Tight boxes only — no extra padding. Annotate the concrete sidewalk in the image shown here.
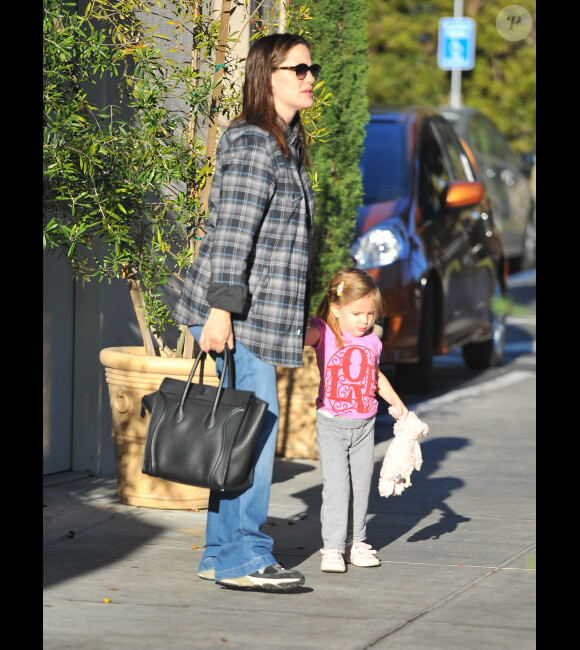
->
[43,373,535,649]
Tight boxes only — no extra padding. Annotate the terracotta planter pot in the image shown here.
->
[100,346,219,510]
[276,347,320,459]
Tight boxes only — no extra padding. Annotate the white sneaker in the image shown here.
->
[320,548,346,573]
[347,541,381,567]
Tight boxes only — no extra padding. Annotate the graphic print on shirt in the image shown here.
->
[324,345,377,414]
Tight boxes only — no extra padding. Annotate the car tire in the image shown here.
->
[461,282,506,370]
[395,284,435,393]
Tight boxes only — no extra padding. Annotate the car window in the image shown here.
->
[418,120,450,222]
[469,115,491,155]
[432,119,473,181]
[471,114,515,165]
[360,120,409,205]
[485,118,515,164]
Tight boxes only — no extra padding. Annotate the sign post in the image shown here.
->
[438,8,476,108]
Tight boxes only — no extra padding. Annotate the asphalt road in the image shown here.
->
[376,267,536,431]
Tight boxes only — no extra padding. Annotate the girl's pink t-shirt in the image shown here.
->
[310,317,382,418]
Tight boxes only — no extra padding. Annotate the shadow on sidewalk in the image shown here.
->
[44,433,473,586]
[43,502,165,589]
[264,434,472,569]
[366,436,472,547]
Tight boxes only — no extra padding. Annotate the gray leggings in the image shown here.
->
[316,411,376,551]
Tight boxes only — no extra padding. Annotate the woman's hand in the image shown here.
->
[198,308,234,353]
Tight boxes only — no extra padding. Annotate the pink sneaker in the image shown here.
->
[320,548,346,573]
[347,541,381,567]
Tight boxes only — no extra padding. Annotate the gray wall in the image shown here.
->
[43,249,143,476]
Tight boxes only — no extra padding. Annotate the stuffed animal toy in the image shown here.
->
[378,407,429,497]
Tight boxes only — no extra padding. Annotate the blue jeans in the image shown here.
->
[189,326,279,579]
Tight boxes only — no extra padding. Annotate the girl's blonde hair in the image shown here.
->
[316,267,386,347]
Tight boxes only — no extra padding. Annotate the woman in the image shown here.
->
[173,33,320,592]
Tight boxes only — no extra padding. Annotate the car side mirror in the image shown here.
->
[443,181,484,208]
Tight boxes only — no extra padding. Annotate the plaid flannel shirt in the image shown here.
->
[172,120,315,368]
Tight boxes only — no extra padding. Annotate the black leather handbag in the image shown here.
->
[141,346,269,492]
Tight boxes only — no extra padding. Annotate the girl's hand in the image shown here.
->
[391,401,409,420]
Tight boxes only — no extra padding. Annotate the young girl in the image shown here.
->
[304,267,408,573]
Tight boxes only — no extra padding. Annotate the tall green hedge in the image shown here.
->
[295,0,370,315]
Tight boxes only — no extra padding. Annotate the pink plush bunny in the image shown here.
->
[378,407,429,497]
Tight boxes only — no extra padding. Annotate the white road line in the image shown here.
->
[377,369,535,423]
[407,370,535,416]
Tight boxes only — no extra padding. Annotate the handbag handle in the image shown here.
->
[176,345,233,427]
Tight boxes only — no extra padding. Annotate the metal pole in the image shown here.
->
[450,0,463,107]
[450,70,461,108]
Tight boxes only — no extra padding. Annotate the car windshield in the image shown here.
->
[360,120,409,205]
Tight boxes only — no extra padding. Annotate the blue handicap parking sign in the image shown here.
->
[438,17,476,70]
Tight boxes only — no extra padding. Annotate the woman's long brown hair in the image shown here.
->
[232,33,310,164]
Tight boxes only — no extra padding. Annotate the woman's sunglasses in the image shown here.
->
[273,63,321,80]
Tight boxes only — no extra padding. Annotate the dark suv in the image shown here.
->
[440,106,535,271]
[351,107,506,392]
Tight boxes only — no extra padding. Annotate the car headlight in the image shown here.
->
[351,226,407,269]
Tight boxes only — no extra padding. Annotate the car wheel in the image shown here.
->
[395,284,435,393]
[461,282,506,370]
